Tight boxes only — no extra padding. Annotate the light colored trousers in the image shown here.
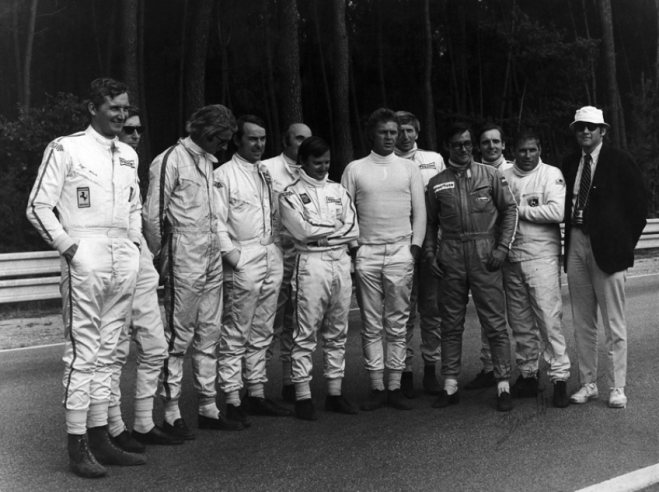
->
[219,242,283,393]
[405,258,442,370]
[567,228,628,388]
[61,235,139,412]
[110,237,168,407]
[267,235,297,363]
[355,242,415,372]
[502,256,570,382]
[291,250,351,384]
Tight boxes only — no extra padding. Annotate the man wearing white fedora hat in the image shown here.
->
[562,106,647,409]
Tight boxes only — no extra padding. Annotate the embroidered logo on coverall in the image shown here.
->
[119,158,135,168]
[434,182,455,192]
[300,193,311,204]
[77,187,91,208]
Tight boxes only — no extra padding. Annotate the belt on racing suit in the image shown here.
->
[442,232,494,242]
[234,236,274,247]
[66,227,129,238]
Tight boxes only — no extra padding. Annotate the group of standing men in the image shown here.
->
[26,77,647,480]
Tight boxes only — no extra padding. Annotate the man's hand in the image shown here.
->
[486,248,507,271]
[333,219,344,231]
[426,254,444,279]
[62,243,78,264]
[224,248,241,269]
[410,244,422,262]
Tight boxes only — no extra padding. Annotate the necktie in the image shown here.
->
[578,154,592,233]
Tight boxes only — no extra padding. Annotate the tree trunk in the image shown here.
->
[217,10,232,107]
[349,51,366,157]
[23,0,38,109]
[178,1,188,136]
[567,0,592,104]
[313,0,334,146]
[278,0,304,126]
[263,0,281,155]
[184,0,214,119]
[331,0,353,172]
[12,0,23,105]
[656,0,659,91]
[121,0,140,105]
[583,0,597,106]
[599,0,621,147]
[422,0,437,151]
[106,2,118,77]
[137,0,152,166]
[377,0,387,107]
[456,0,468,116]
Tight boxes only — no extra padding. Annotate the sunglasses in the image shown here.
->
[450,141,473,151]
[122,126,145,135]
[574,122,600,132]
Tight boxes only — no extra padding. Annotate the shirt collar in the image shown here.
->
[86,125,118,150]
[582,141,603,163]
[181,136,219,163]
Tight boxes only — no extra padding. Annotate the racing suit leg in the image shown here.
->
[437,240,469,379]
[62,237,138,427]
[404,266,420,371]
[268,236,296,370]
[417,259,442,366]
[524,256,570,382]
[160,233,206,402]
[468,239,512,382]
[190,234,223,399]
[502,260,541,378]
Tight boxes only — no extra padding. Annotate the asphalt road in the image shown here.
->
[1,275,658,492]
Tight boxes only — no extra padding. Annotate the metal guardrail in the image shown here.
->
[2,219,659,304]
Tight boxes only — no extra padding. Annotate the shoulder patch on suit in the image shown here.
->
[213,180,223,189]
[49,141,64,152]
[500,176,508,185]
[433,182,455,192]
[300,193,311,204]
[556,178,565,187]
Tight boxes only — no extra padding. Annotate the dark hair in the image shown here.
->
[394,111,420,133]
[365,108,397,142]
[477,123,505,142]
[512,128,542,150]
[443,122,473,145]
[186,104,237,141]
[298,136,330,165]
[126,106,140,119]
[235,115,266,140]
[87,78,128,110]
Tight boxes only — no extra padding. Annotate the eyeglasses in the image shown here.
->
[574,122,599,132]
[122,126,145,135]
[450,140,473,151]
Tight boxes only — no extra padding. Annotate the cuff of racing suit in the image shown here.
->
[128,231,141,246]
[496,244,509,254]
[53,233,75,255]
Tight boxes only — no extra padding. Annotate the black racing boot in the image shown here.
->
[111,430,145,453]
[464,369,496,390]
[162,418,196,440]
[87,426,146,466]
[510,374,539,398]
[68,433,107,478]
[422,365,442,395]
[244,396,294,417]
[282,384,296,403]
[497,391,513,412]
[387,389,414,410]
[226,403,252,428]
[432,390,460,408]
[198,414,244,431]
[325,395,358,415]
[552,381,570,408]
[401,372,415,399]
[294,399,317,421]
[360,389,387,411]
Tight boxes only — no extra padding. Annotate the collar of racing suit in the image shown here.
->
[86,125,118,151]
[394,143,418,160]
[299,168,328,188]
[512,159,543,177]
[483,154,506,169]
[447,158,472,172]
[282,152,301,173]
[369,150,398,164]
[180,136,219,163]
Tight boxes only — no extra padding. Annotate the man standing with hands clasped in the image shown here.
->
[563,106,647,409]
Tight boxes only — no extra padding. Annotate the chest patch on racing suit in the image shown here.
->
[419,163,436,170]
[433,182,455,192]
[119,157,136,169]
[527,197,539,207]
[77,187,91,208]
[326,196,341,205]
[300,193,311,204]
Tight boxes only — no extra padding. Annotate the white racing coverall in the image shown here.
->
[396,146,445,369]
[262,153,300,365]
[26,126,141,432]
[110,235,168,409]
[214,154,283,394]
[341,152,426,375]
[501,162,570,381]
[279,170,359,390]
[143,137,223,404]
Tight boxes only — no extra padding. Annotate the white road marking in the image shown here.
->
[2,272,658,354]
[574,463,659,492]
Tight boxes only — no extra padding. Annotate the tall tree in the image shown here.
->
[422,0,437,151]
[599,0,623,147]
[313,0,334,146]
[263,0,281,155]
[121,0,139,105]
[22,0,38,109]
[278,0,303,126]
[184,0,214,119]
[655,0,659,91]
[331,0,353,171]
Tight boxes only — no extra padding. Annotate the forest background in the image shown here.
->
[1,0,659,252]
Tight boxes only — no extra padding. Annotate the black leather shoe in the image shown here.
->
[162,418,195,440]
[68,433,107,478]
[111,430,145,453]
[401,372,415,399]
[552,381,570,408]
[132,425,185,445]
[245,396,294,417]
[87,426,146,466]
[226,403,252,428]
[295,398,317,421]
[422,365,442,395]
[511,374,538,398]
[325,395,358,415]
[432,390,460,408]
[198,414,244,431]
[497,391,513,412]
[464,370,496,390]
[282,384,296,403]
[388,389,413,410]
[360,389,387,411]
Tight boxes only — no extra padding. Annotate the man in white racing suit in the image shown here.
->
[262,123,312,402]
[278,136,360,421]
[500,129,571,407]
[26,78,144,478]
[394,111,445,398]
[214,115,291,428]
[144,105,244,438]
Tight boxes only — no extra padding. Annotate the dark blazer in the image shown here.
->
[563,144,647,274]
